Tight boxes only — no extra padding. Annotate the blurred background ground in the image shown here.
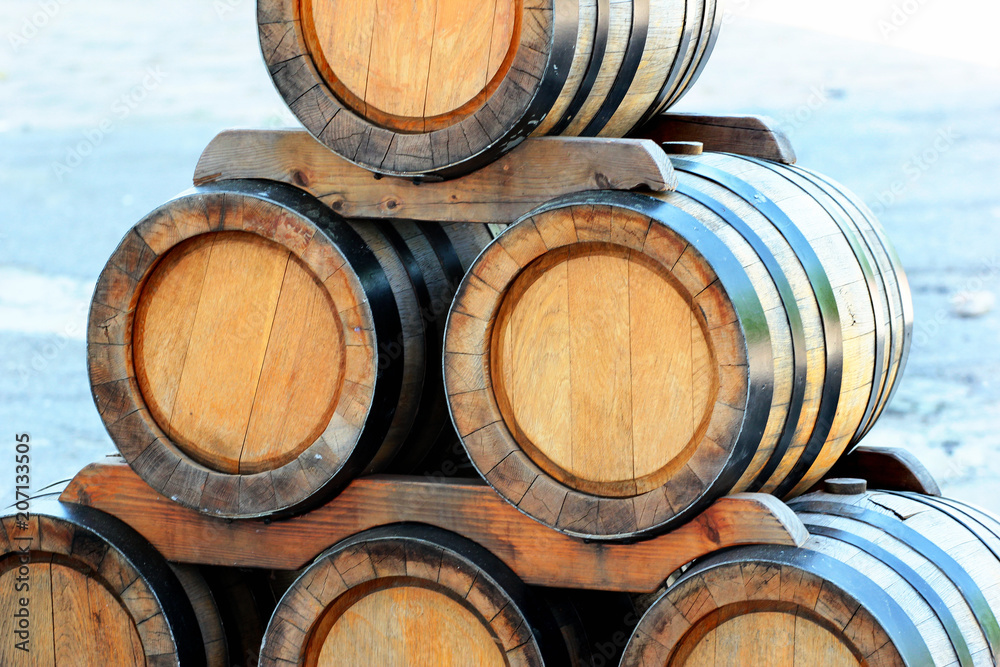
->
[1,0,998,511]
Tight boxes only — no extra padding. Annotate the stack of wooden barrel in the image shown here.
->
[4,1,998,665]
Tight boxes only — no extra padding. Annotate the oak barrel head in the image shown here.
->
[258,0,717,178]
[0,501,210,666]
[622,490,1000,666]
[260,524,572,666]
[444,189,771,539]
[89,181,412,518]
[445,155,911,539]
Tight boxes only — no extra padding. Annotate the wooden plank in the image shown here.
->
[192,130,677,224]
[636,113,797,164]
[824,446,941,496]
[60,462,807,593]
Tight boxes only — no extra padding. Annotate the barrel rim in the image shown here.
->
[444,189,773,539]
[260,523,564,666]
[622,543,929,667]
[87,180,403,518]
[2,501,208,667]
[257,0,578,179]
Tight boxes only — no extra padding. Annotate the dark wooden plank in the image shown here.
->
[824,446,941,496]
[635,113,797,164]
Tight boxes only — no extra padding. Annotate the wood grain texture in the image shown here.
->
[0,503,215,666]
[627,489,1000,666]
[445,154,911,537]
[134,231,342,474]
[259,0,717,176]
[193,130,676,223]
[303,0,517,131]
[308,585,506,667]
[90,181,491,518]
[446,198,749,538]
[491,242,715,497]
[260,526,568,666]
[59,462,807,593]
[636,113,798,164]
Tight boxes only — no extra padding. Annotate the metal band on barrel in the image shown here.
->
[672,158,844,497]
[672,182,807,492]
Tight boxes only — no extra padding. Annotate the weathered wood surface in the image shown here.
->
[445,153,913,539]
[260,525,576,666]
[259,0,719,177]
[193,129,677,223]
[624,490,1000,666]
[59,462,807,592]
[825,445,941,496]
[89,179,492,518]
[636,113,798,164]
[0,501,216,666]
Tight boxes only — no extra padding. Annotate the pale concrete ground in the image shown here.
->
[1,1,998,512]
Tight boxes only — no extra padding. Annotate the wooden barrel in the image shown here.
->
[260,524,577,665]
[258,0,720,178]
[622,483,1000,666]
[443,153,912,539]
[0,502,216,666]
[88,179,492,518]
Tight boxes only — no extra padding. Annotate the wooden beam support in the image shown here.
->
[59,462,807,593]
[824,445,942,496]
[635,113,797,164]
[193,130,677,224]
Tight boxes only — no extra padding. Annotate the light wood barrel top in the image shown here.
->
[134,231,343,474]
[262,526,559,665]
[491,242,716,497]
[306,582,507,667]
[0,560,145,666]
[303,0,521,132]
[670,606,862,666]
[89,182,386,517]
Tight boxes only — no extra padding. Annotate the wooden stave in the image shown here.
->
[623,491,1000,667]
[0,502,209,667]
[88,180,486,518]
[445,188,775,540]
[260,0,716,178]
[714,156,897,495]
[660,167,813,498]
[258,0,580,179]
[444,156,908,539]
[792,166,914,434]
[378,220,494,472]
[259,524,575,666]
[654,0,722,114]
[773,162,911,448]
[666,154,910,498]
[168,564,228,666]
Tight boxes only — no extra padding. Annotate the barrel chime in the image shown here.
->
[4,0,990,665]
